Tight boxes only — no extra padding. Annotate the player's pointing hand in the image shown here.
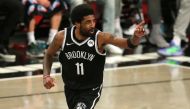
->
[134,21,146,38]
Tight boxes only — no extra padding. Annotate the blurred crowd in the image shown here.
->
[0,0,190,62]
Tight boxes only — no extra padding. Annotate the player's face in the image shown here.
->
[79,15,96,37]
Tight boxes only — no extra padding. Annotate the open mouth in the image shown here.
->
[89,29,94,34]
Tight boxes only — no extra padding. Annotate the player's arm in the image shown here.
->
[99,21,145,49]
[43,31,64,89]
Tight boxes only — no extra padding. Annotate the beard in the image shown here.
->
[80,28,95,38]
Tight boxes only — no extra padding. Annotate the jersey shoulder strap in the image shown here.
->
[60,26,73,50]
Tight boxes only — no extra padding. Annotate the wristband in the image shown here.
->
[127,37,137,49]
[43,75,50,79]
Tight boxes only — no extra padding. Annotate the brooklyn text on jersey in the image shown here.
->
[65,50,95,61]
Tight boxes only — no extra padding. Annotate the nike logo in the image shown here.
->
[92,86,99,91]
[66,43,74,46]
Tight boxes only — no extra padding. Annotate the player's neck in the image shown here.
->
[75,28,88,41]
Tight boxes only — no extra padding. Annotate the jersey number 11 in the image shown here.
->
[75,63,84,75]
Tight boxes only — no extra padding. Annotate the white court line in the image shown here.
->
[24,64,43,69]
[165,63,190,70]
[2,62,78,74]
[0,63,165,81]
[143,52,160,57]
[106,52,160,64]
[0,68,19,74]
[167,56,190,62]
[24,62,61,69]
[105,63,167,71]
[122,54,156,60]
[0,73,61,81]
[5,66,39,72]
[52,62,61,69]
[106,55,143,64]
[1,63,190,81]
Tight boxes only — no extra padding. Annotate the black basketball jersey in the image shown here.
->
[59,26,106,89]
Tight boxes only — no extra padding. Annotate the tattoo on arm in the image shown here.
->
[110,34,116,41]
[51,33,59,46]
[101,33,117,45]
[50,36,57,48]
[49,33,61,50]
[43,34,58,76]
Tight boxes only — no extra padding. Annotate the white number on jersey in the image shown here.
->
[75,63,84,75]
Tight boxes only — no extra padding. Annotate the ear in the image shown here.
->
[75,22,80,28]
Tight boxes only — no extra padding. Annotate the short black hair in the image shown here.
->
[71,4,94,24]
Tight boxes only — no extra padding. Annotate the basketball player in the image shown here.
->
[43,4,145,109]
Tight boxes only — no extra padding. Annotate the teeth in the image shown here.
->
[90,29,94,33]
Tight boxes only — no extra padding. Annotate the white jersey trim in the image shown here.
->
[90,84,103,109]
[95,31,106,56]
[61,28,67,50]
[71,26,90,46]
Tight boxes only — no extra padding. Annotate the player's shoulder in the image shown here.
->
[52,30,65,46]
[57,30,65,36]
[55,30,65,39]
[98,31,111,37]
[97,31,112,41]
[96,31,111,46]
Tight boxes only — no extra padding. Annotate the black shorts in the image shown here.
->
[64,85,102,109]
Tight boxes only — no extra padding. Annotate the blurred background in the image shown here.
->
[0,0,190,78]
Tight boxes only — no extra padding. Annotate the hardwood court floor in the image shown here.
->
[1,63,190,109]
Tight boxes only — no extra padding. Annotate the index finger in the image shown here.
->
[137,20,145,27]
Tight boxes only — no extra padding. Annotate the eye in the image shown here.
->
[86,20,91,24]
[93,19,96,23]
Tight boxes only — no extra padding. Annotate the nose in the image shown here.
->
[90,20,96,28]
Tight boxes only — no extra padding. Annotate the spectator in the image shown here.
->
[22,0,68,55]
[65,0,84,11]
[65,0,84,26]
[0,0,23,62]
[94,0,124,55]
[147,0,169,48]
[158,0,190,56]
